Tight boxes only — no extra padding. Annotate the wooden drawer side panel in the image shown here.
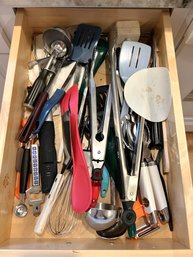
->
[0,10,32,243]
[156,12,193,249]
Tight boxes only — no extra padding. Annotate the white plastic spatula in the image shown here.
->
[124,67,171,122]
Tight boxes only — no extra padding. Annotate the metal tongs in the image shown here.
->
[89,52,112,207]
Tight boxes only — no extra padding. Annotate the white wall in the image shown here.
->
[171,8,193,131]
[0,6,15,110]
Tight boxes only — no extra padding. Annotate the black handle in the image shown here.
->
[15,146,24,172]
[20,147,30,194]
[148,122,163,150]
[39,120,57,193]
[24,69,52,109]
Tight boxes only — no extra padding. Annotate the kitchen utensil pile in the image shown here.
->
[14,22,172,239]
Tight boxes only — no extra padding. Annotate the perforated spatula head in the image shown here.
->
[119,41,151,83]
[124,67,171,122]
[70,24,102,64]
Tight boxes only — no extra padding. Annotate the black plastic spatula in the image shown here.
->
[70,24,102,64]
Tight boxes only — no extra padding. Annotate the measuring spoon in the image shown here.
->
[14,194,28,218]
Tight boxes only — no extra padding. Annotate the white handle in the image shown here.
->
[139,163,157,214]
[34,174,64,235]
[148,162,167,211]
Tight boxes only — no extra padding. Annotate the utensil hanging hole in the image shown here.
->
[95,132,104,142]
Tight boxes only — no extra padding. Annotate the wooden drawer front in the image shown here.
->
[0,8,193,256]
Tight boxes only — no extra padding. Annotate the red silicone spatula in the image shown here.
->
[61,85,92,213]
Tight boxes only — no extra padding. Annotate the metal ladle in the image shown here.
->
[96,214,127,239]
[86,177,121,231]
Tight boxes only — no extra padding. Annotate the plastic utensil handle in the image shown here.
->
[100,166,110,198]
[24,69,52,109]
[90,180,100,208]
[39,120,58,194]
[34,174,64,235]
[148,161,168,211]
[139,163,157,214]
[15,146,24,172]
[149,122,163,150]
[18,91,48,143]
[33,89,65,135]
[20,147,30,194]
[68,85,92,213]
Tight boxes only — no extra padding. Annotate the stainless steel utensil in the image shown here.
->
[24,27,72,109]
[119,41,151,122]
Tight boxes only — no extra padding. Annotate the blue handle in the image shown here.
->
[33,89,65,135]
[100,166,110,198]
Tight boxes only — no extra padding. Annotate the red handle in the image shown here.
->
[90,181,101,208]
[18,92,48,143]
[63,85,92,213]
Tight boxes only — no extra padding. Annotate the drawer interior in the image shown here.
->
[0,7,193,252]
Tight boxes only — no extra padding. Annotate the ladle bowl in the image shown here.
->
[86,203,122,231]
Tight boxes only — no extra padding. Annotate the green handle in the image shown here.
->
[128,223,137,238]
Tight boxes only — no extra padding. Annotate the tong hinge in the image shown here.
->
[92,167,103,181]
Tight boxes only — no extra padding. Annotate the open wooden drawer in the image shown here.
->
[0,7,193,256]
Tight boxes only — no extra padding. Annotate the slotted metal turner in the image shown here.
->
[70,24,102,64]
[119,41,151,83]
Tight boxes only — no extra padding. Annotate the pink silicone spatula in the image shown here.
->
[61,85,92,213]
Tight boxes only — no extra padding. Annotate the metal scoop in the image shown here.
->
[24,27,72,109]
